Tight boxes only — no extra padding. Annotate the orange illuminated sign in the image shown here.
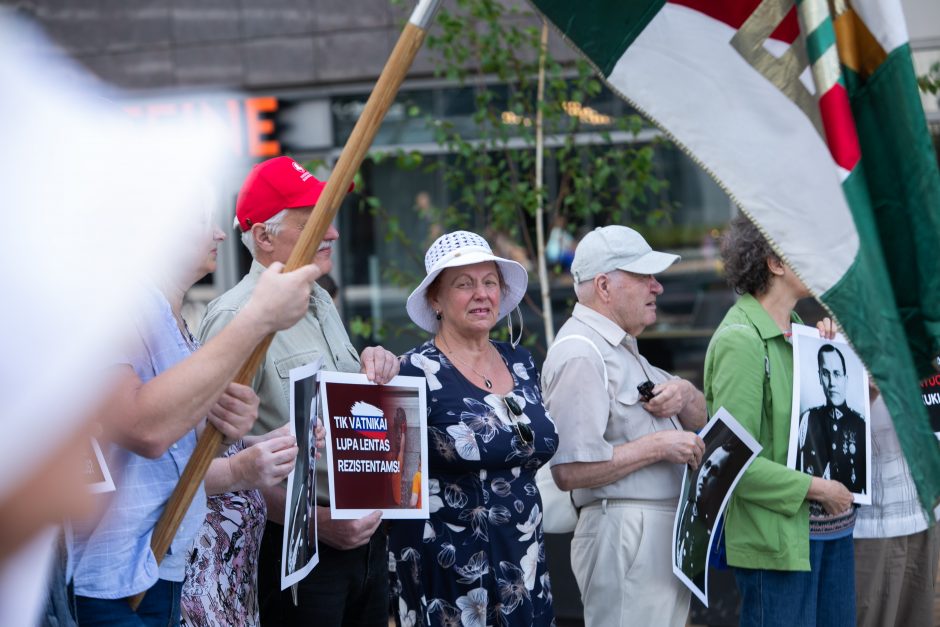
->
[123,96,280,158]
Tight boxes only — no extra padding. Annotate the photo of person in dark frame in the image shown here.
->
[675,420,751,594]
[797,343,867,495]
[285,377,317,580]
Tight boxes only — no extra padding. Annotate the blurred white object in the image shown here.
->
[0,9,238,623]
[0,528,57,626]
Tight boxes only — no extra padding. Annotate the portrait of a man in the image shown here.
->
[788,324,870,503]
[282,360,322,589]
[675,450,721,581]
[673,411,761,606]
[796,344,867,495]
[286,375,317,577]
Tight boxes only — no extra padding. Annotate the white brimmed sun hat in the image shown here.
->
[406,230,529,333]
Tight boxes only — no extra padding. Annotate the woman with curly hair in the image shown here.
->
[703,215,855,627]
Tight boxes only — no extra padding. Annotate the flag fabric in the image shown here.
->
[530,0,940,510]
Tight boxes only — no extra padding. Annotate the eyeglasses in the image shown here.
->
[503,395,534,445]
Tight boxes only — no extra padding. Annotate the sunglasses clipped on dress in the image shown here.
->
[502,395,533,445]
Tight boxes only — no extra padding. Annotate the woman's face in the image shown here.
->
[431,261,502,336]
[767,256,810,300]
[196,224,226,278]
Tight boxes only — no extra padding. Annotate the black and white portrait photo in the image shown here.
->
[673,408,761,606]
[281,358,323,590]
[787,324,871,504]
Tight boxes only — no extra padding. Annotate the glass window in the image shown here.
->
[330,82,737,367]
[332,90,434,146]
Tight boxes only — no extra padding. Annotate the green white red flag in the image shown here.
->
[530,0,940,509]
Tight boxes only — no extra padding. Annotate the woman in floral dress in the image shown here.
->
[390,231,557,627]
[181,424,314,626]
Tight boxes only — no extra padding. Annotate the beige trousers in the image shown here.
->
[571,499,690,627]
[854,525,939,627]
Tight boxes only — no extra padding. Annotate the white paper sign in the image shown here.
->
[319,371,429,520]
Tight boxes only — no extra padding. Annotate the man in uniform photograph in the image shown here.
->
[797,344,866,494]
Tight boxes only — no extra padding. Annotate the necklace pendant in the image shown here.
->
[484,378,493,389]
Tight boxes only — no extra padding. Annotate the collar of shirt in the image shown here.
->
[826,403,846,420]
[571,303,630,347]
[248,259,333,316]
[734,293,801,341]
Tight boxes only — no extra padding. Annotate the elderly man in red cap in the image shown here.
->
[198,157,398,625]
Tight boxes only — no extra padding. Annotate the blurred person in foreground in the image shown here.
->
[542,225,707,627]
[198,156,399,626]
[70,213,322,626]
[703,215,855,627]
[853,394,938,627]
[0,8,261,624]
[390,230,557,626]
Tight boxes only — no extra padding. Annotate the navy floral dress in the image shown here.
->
[390,340,557,627]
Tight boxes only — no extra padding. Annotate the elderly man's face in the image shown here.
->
[818,351,847,406]
[695,446,730,507]
[607,270,664,337]
[268,207,339,274]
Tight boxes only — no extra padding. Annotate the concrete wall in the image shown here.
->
[902,0,940,47]
[4,0,559,91]
[6,0,437,90]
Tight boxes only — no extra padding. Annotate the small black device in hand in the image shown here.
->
[637,380,656,402]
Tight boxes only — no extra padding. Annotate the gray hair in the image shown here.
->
[573,279,591,303]
[238,209,288,258]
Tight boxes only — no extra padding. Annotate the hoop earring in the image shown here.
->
[435,311,442,321]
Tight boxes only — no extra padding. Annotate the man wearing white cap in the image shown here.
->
[542,225,707,627]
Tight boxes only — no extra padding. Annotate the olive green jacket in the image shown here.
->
[703,294,813,571]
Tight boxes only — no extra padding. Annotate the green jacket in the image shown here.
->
[703,294,813,571]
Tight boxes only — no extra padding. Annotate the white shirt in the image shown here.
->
[854,395,930,538]
[542,303,683,505]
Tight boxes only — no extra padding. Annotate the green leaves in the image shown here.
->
[917,61,940,95]
[350,0,673,349]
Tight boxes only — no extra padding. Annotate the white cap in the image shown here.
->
[571,225,679,283]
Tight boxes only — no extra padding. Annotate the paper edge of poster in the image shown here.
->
[857,363,872,504]
[280,358,322,591]
[672,460,705,605]
[320,375,340,523]
[786,324,872,504]
[672,408,762,607]
[87,437,115,494]
[281,551,318,590]
[320,371,431,520]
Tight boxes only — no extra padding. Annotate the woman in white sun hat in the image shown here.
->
[389,231,557,627]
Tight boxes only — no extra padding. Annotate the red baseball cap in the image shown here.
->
[235,156,352,232]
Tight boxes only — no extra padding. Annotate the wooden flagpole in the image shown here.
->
[130,0,442,609]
